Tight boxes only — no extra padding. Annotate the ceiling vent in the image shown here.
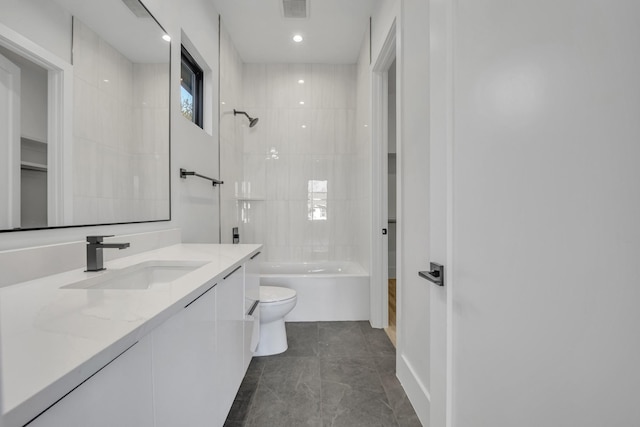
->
[121,0,151,18]
[282,0,308,19]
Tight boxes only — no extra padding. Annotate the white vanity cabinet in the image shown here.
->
[28,335,154,427]
[244,251,261,371]
[152,281,218,427]
[151,263,250,426]
[215,264,246,425]
[7,247,262,427]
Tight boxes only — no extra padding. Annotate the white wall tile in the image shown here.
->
[243,153,267,198]
[73,76,100,141]
[334,65,357,109]
[243,64,267,109]
[287,108,312,154]
[264,109,289,154]
[289,64,312,108]
[266,64,290,108]
[265,201,290,248]
[73,137,98,198]
[73,21,99,86]
[288,155,313,201]
[310,110,335,154]
[266,155,289,201]
[234,61,366,263]
[73,197,99,225]
[311,64,335,108]
[288,201,313,246]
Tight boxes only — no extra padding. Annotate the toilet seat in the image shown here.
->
[260,286,296,303]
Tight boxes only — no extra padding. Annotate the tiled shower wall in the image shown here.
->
[239,63,358,263]
[219,26,371,269]
[72,20,169,225]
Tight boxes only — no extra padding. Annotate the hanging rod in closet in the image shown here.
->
[180,168,224,186]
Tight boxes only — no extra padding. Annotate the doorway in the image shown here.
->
[386,59,397,346]
[370,19,398,334]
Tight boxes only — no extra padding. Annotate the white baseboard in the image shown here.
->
[397,352,430,426]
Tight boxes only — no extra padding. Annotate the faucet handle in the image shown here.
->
[86,235,114,244]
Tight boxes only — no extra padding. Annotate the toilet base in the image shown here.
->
[255,318,288,356]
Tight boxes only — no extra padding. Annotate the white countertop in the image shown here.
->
[0,243,261,426]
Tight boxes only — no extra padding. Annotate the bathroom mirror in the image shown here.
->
[0,0,170,232]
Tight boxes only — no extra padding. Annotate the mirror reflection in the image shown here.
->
[0,0,170,231]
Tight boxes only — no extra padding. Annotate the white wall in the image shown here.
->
[0,0,222,250]
[219,23,245,245]
[354,26,372,272]
[0,0,71,63]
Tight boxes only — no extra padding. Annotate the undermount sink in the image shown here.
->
[62,260,208,290]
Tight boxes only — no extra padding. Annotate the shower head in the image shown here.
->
[234,109,259,128]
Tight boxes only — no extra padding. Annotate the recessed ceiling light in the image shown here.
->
[293,34,303,43]
[299,101,305,105]
[298,79,305,84]
[301,125,307,128]
[162,34,171,42]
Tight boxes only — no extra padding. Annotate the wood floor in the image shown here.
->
[385,279,397,347]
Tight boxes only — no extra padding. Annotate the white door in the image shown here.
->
[0,52,20,229]
[426,0,453,425]
[440,1,640,426]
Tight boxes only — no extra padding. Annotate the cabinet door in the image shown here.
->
[216,265,245,424]
[152,282,217,427]
[29,335,154,427]
[244,251,261,371]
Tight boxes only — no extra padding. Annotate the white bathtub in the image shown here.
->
[260,261,370,321]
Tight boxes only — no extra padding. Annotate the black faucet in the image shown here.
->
[86,235,130,272]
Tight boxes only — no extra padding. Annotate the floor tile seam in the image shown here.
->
[318,354,376,360]
[261,354,320,360]
[319,378,389,393]
[372,356,403,426]
[319,349,324,427]
[243,360,266,425]
[359,324,379,355]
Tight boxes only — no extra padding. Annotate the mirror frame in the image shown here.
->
[0,0,171,233]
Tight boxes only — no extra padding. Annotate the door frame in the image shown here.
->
[0,50,21,229]
[427,0,455,425]
[0,23,73,227]
[371,20,398,329]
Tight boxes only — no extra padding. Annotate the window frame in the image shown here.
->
[180,45,203,128]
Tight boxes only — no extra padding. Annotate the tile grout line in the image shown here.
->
[361,322,402,427]
[317,322,324,427]
[242,360,265,426]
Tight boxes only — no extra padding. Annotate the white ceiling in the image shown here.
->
[210,0,378,64]
[54,0,169,63]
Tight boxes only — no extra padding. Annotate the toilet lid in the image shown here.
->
[260,286,297,303]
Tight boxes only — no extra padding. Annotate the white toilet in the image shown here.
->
[255,286,297,356]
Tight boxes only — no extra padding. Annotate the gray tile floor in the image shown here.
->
[224,321,421,427]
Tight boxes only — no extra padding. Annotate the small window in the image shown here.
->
[308,180,328,221]
[180,45,203,127]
